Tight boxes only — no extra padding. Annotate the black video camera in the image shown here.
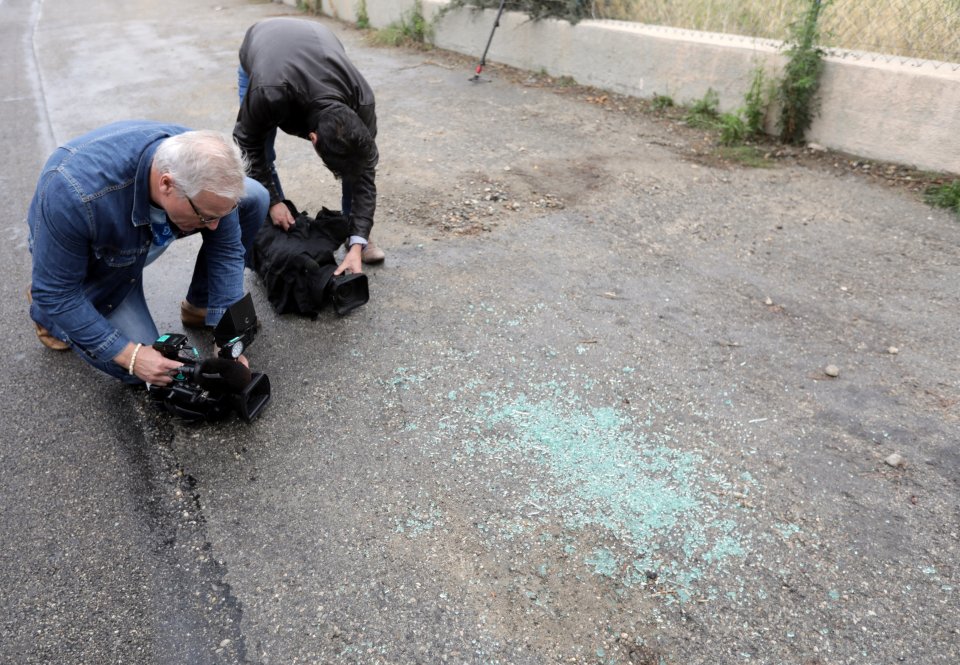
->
[146,293,271,423]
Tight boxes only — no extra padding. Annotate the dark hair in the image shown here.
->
[313,105,378,183]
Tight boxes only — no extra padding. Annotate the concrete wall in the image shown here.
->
[284,0,960,175]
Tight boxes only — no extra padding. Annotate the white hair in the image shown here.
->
[153,130,249,200]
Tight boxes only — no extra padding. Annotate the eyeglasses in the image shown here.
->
[186,195,238,225]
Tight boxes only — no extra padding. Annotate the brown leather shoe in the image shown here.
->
[35,325,70,351]
[180,300,209,328]
[26,285,69,351]
[361,239,385,264]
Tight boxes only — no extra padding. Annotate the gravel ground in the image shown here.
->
[5,2,957,663]
[183,31,959,665]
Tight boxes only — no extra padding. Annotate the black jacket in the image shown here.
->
[235,18,377,239]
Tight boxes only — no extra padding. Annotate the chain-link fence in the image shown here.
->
[820,0,960,65]
[455,0,959,66]
[572,0,960,66]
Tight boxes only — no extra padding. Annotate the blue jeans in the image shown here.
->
[65,180,269,385]
[239,66,352,215]
[54,273,157,385]
[185,185,268,308]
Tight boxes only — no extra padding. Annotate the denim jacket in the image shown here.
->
[27,120,246,364]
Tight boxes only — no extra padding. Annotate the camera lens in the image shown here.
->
[330,273,369,315]
[337,281,358,298]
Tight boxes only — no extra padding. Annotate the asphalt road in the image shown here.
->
[2,0,958,663]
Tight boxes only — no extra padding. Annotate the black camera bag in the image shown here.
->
[252,202,369,318]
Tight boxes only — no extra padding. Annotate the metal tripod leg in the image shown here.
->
[470,0,508,81]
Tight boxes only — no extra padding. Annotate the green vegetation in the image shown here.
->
[684,88,720,129]
[715,66,770,146]
[715,145,774,168]
[678,69,773,164]
[369,0,432,47]
[356,0,370,29]
[742,66,768,136]
[652,94,675,111]
[925,181,960,217]
[717,112,748,146]
[776,0,827,144]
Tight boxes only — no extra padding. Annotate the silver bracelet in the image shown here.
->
[128,343,143,376]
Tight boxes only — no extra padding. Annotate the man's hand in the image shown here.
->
[269,202,295,231]
[334,243,364,276]
[116,343,182,385]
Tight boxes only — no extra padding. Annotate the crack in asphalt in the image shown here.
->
[122,392,253,664]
